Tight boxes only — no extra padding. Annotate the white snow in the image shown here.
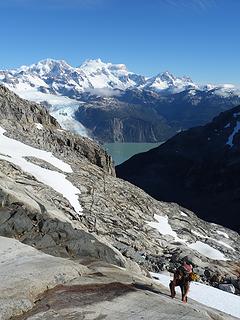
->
[8,86,79,106]
[180,211,188,217]
[214,240,235,250]
[151,273,240,319]
[0,126,82,214]
[226,121,240,147]
[147,215,233,257]
[147,214,186,242]
[216,230,229,239]
[148,216,232,260]
[35,123,43,130]
[191,230,234,252]
[141,71,199,94]
[188,241,228,261]
[1,59,240,100]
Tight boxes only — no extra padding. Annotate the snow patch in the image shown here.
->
[180,211,188,217]
[216,230,229,239]
[226,121,240,147]
[35,123,43,130]
[0,126,82,215]
[188,241,228,261]
[214,240,234,250]
[191,230,234,251]
[147,214,186,243]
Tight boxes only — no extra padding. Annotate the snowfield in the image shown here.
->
[151,273,240,319]
[188,241,228,261]
[147,214,229,261]
[0,126,82,214]
[147,214,186,243]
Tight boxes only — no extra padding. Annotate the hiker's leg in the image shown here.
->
[182,283,190,303]
[169,273,179,298]
[169,280,176,298]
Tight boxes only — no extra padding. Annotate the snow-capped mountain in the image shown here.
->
[0,58,145,99]
[1,58,239,99]
[141,71,199,93]
[1,58,240,142]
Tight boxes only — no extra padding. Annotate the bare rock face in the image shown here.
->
[0,170,125,268]
[0,236,88,320]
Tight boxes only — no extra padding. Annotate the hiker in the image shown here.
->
[169,259,194,303]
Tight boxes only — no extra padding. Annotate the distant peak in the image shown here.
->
[37,58,70,67]
[16,58,72,75]
[79,58,130,74]
[159,71,176,81]
[80,58,105,67]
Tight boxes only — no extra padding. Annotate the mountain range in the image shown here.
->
[1,59,240,142]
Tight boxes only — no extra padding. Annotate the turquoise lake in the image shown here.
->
[103,142,163,166]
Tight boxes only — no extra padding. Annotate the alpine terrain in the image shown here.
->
[0,85,240,319]
[1,59,240,142]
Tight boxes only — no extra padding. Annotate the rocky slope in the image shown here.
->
[1,59,240,142]
[0,86,240,318]
[2,237,238,320]
[117,105,240,232]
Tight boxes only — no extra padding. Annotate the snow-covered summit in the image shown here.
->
[0,58,145,98]
[16,58,73,76]
[1,58,239,100]
[142,71,199,93]
[77,58,145,90]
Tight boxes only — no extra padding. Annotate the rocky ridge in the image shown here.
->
[0,86,240,318]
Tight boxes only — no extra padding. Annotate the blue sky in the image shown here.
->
[0,0,239,84]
